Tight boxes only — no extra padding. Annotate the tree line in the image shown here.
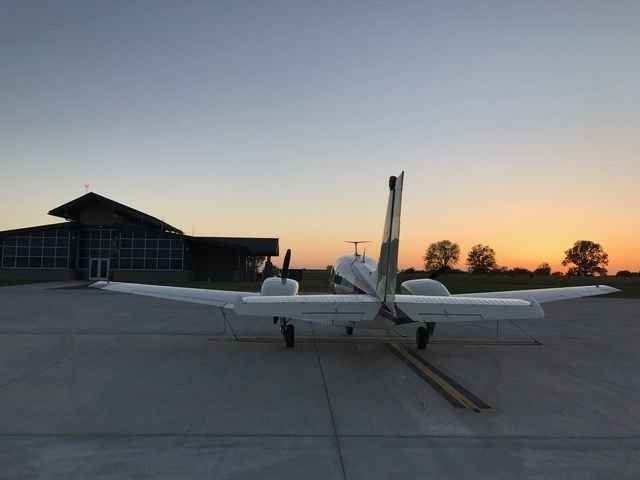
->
[418,239,630,276]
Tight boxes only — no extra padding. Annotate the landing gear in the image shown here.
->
[345,326,354,336]
[285,324,295,347]
[416,326,428,350]
[279,318,295,347]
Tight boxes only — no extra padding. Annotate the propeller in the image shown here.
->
[281,249,291,279]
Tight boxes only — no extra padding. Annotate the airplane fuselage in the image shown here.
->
[329,254,378,296]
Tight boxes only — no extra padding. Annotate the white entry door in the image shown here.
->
[89,258,109,280]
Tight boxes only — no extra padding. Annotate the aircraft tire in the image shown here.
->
[345,326,354,336]
[285,324,295,347]
[416,326,428,350]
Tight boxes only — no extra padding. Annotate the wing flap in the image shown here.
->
[235,294,381,325]
[394,294,545,323]
[456,285,620,304]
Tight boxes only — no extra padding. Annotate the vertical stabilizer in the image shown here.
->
[375,172,404,313]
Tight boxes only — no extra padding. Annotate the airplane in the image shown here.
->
[91,172,620,349]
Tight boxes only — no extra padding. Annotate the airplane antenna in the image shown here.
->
[362,247,366,263]
[344,240,371,257]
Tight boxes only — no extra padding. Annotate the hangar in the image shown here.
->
[0,192,278,282]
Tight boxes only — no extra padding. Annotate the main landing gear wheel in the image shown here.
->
[285,324,295,348]
[416,326,428,350]
[345,326,354,336]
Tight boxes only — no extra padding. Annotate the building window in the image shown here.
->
[1,228,70,269]
[77,228,118,271]
[118,230,183,270]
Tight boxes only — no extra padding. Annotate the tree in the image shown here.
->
[424,240,460,271]
[534,262,551,276]
[562,240,609,276]
[466,244,497,274]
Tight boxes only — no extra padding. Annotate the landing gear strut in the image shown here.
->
[279,318,295,347]
[345,326,353,336]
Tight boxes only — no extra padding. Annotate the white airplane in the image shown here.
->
[92,172,619,349]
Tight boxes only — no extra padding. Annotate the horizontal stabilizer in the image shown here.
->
[235,294,381,325]
[90,281,257,308]
[456,285,620,304]
[395,294,545,323]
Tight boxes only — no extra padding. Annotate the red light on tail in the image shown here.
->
[389,176,397,190]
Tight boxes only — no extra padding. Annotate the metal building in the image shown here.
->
[0,193,278,282]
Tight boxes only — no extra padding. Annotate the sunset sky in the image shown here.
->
[1,1,639,273]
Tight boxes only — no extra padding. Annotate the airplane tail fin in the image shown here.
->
[375,172,404,313]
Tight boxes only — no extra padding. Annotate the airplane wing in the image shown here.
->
[455,285,620,304]
[90,281,258,308]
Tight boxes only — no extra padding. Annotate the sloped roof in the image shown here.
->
[48,192,183,234]
[192,237,279,256]
[0,222,74,237]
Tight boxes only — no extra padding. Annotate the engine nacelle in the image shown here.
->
[260,277,299,296]
[401,279,451,296]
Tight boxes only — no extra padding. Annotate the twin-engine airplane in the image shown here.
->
[92,172,619,349]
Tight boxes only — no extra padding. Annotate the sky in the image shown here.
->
[1,1,639,273]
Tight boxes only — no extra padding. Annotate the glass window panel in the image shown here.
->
[31,231,44,238]
[56,247,69,257]
[133,239,145,248]
[132,259,144,269]
[90,249,100,257]
[100,230,111,240]
[132,249,144,258]
[90,239,100,248]
[3,256,16,268]
[144,259,157,269]
[120,239,132,248]
[145,248,158,258]
[158,239,170,249]
[30,247,43,257]
[119,258,132,269]
[110,258,118,270]
[79,239,89,249]
[57,228,70,236]
[18,237,29,247]
[3,246,16,256]
[101,240,111,249]
[5,237,17,246]
[16,257,28,267]
[31,237,43,246]
[55,258,67,269]
[44,247,56,256]
[158,249,170,258]
[158,259,170,269]
[78,258,88,268]
[170,249,183,259]
[170,259,182,270]
[43,257,55,268]
[44,238,56,247]
[57,237,69,247]
[17,247,29,256]
[29,257,42,268]
[119,248,132,259]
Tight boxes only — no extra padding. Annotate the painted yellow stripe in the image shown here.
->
[388,341,481,412]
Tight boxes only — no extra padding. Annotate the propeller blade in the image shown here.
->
[282,249,291,278]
